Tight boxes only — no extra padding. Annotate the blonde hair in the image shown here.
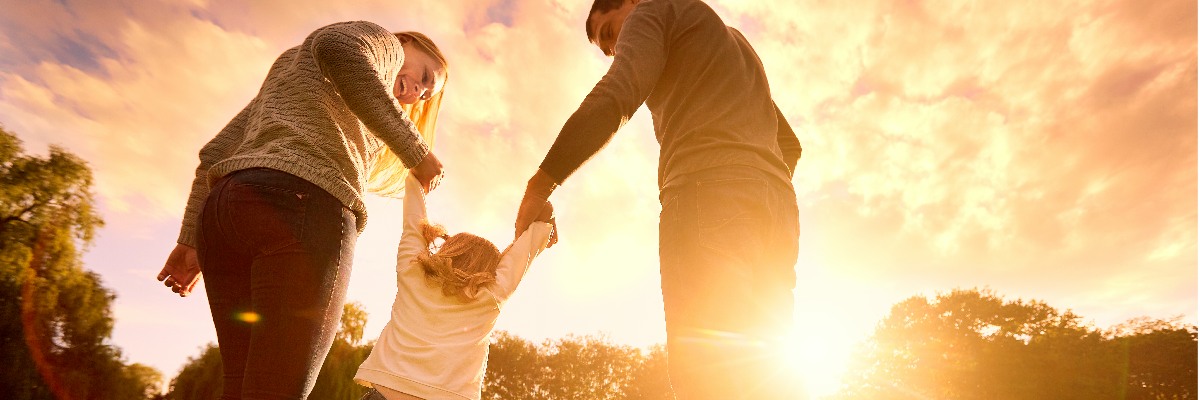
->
[413,221,503,302]
[367,31,450,196]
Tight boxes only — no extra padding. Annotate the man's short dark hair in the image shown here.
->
[585,0,627,41]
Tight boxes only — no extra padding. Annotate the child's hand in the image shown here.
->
[534,201,558,247]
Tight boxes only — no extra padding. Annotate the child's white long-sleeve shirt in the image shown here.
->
[354,175,552,400]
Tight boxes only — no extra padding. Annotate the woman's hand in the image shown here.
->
[157,243,202,297]
[411,151,445,192]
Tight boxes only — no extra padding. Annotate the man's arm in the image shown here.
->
[774,102,801,176]
[537,4,670,184]
[517,4,669,239]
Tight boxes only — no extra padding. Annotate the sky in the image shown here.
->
[0,0,1196,395]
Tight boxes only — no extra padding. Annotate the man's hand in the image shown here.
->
[534,201,558,247]
[157,243,202,297]
[515,168,558,244]
[411,151,445,192]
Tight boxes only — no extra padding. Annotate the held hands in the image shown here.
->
[534,201,559,247]
[411,151,445,192]
[515,168,559,247]
[157,243,202,297]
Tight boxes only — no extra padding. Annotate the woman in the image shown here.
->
[155,20,450,399]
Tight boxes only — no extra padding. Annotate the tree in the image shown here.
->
[337,300,369,346]
[122,363,167,400]
[483,331,546,399]
[167,305,674,399]
[167,344,223,400]
[624,344,673,400]
[0,126,161,399]
[1109,318,1198,400]
[481,331,673,400]
[836,288,1196,400]
[310,301,373,399]
[539,334,641,400]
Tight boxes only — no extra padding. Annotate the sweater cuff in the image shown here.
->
[401,140,431,169]
[177,227,197,248]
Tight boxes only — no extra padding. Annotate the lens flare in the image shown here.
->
[235,311,261,323]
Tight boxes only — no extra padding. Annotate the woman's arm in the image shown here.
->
[162,102,252,297]
[308,21,430,169]
[177,104,251,247]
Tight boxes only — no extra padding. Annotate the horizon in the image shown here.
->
[0,0,1195,396]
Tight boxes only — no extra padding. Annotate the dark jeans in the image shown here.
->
[197,168,358,400]
[658,166,800,400]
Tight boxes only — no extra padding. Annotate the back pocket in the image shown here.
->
[225,182,308,254]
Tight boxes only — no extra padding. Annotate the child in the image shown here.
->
[355,173,556,400]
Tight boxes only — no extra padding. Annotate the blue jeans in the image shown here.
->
[197,168,358,400]
[658,166,800,400]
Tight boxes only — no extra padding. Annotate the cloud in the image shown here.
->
[0,0,1193,387]
[706,0,1196,331]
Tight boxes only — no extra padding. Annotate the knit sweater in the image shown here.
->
[355,174,553,400]
[177,21,430,247]
[539,0,801,189]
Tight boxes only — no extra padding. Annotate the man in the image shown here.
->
[513,0,802,398]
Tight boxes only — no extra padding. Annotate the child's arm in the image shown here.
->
[396,173,430,267]
[492,204,555,303]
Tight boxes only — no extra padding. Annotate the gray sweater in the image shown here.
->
[177,21,429,247]
[540,0,801,189]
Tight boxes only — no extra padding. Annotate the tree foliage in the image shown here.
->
[1109,317,1198,400]
[481,332,673,400]
[0,126,162,399]
[835,288,1198,400]
[167,302,673,400]
[167,343,223,400]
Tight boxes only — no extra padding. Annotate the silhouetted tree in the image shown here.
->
[481,332,673,400]
[836,288,1196,400]
[310,301,373,399]
[624,344,673,400]
[166,343,222,400]
[0,126,161,399]
[1110,318,1198,400]
[483,331,545,399]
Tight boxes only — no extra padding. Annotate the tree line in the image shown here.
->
[1,126,1196,399]
[167,301,675,400]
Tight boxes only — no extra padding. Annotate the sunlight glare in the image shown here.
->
[782,329,853,398]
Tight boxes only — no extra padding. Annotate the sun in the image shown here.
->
[779,329,853,399]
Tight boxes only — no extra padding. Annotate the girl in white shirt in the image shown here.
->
[355,173,556,400]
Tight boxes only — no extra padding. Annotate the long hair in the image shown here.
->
[366,31,450,196]
[413,221,503,302]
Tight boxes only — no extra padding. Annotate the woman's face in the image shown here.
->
[394,42,447,104]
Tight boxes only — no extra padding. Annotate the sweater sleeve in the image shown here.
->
[538,3,669,184]
[395,173,429,271]
[177,104,251,247]
[774,102,802,176]
[309,21,430,168]
[491,222,553,304]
